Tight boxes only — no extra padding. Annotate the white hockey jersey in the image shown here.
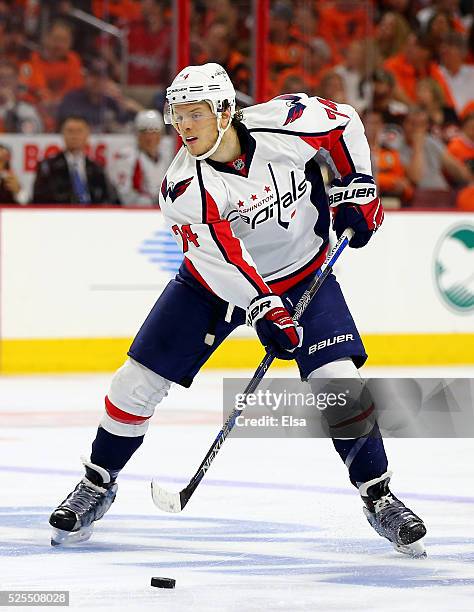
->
[158,94,375,309]
[112,136,174,206]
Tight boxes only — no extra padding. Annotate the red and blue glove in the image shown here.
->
[246,294,303,360]
[329,173,384,248]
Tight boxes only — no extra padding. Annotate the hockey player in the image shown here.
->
[112,109,173,207]
[49,63,427,556]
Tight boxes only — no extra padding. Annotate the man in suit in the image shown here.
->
[32,115,119,205]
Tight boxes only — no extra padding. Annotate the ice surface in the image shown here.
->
[1,367,473,611]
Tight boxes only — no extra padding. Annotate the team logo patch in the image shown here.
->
[275,94,307,126]
[233,158,245,171]
[161,176,193,202]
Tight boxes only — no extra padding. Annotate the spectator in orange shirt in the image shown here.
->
[197,21,250,96]
[318,1,373,54]
[384,31,452,106]
[34,2,101,64]
[363,109,413,204]
[22,20,84,109]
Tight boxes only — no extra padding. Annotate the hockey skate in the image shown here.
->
[49,459,118,546]
[359,471,427,558]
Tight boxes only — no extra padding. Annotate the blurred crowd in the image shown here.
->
[0,0,472,208]
[262,0,474,209]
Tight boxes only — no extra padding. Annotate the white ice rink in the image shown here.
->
[1,367,474,611]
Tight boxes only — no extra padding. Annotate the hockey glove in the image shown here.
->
[329,173,384,248]
[247,294,303,360]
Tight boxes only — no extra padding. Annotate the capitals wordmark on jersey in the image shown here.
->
[234,166,307,230]
[159,93,380,309]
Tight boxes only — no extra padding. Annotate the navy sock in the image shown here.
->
[332,423,388,487]
[90,426,144,479]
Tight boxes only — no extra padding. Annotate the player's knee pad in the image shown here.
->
[308,358,375,439]
[308,357,361,381]
[101,358,172,437]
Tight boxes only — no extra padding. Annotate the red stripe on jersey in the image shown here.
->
[329,139,354,176]
[204,190,270,295]
[299,128,343,152]
[132,160,144,193]
[184,257,215,293]
[212,220,270,293]
[268,246,328,294]
[300,128,353,175]
[105,396,149,425]
[203,189,220,223]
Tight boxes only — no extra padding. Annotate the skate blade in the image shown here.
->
[393,539,427,558]
[51,525,93,547]
[362,508,427,558]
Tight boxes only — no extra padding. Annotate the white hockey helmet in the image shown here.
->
[165,63,236,160]
[135,109,164,132]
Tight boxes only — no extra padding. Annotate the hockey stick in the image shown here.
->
[151,228,354,512]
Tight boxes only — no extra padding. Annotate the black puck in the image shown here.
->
[151,577,176,589]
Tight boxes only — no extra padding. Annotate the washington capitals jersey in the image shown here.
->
[158,93,375,309]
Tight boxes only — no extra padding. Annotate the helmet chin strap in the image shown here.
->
[185,113,232,161]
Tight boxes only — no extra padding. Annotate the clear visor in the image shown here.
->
[164,100,216,126]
